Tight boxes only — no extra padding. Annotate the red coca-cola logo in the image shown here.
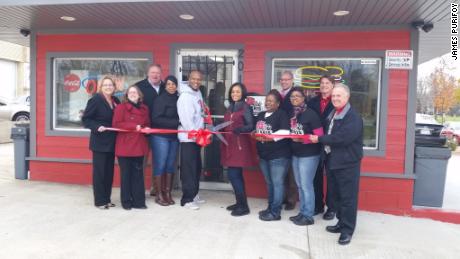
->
[64,74,81,92]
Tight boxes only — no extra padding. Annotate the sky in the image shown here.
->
[418,53,460,80]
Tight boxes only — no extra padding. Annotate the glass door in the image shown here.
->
[176,49,238,190]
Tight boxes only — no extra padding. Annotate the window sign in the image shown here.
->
[272,58,382,149]
[385,50,413,70]
[53,58,149,130]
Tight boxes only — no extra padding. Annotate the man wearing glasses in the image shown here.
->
[278,71,298,211]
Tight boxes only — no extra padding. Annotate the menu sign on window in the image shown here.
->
[385,50,413,70]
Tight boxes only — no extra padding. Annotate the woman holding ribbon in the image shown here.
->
[220,82,256,216]
[288,87,323,226]
[151,75,180,206]
[82,75,120,209]
[112,85,150,210]
[254,89,291,221]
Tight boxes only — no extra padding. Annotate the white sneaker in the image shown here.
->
[184,202,199,210]
[193,195,206,204]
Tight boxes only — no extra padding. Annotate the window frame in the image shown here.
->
[45,52,153,137]
[265,50,389,157]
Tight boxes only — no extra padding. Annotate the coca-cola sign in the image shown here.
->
[64,74,81,92]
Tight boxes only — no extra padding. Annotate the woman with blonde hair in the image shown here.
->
[82,76,120,209]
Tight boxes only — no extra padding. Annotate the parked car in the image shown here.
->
[0,95,30,122]
[441,121,460,145]
[415,113,446,147]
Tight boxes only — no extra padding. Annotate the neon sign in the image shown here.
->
[293,65,345,88]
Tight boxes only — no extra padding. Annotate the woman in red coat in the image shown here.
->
[112,85,150,210]
[220,82,256,216]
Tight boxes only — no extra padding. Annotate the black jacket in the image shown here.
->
[151,91,179,138]
[280,88,294,116]
[82,94,120,152]
[319,105,363,170]
[135,78,164,121]
[307,94,335,128]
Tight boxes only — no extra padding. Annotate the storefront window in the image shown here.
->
[272,58,382,149]
[53,58,148,130]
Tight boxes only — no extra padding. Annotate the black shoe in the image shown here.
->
[323,210,336,220]
[258,207,271,216]
[338,233,352,245]
[122,204,132,210]
[284,203,295,211]
[231,206,250,216]
[226,203,238,211]
[293,216,314,226]
[133,205,148,209]
[326,224,341,233]
[259,212,281,221]
[107,203,116,207]
[289,213,303,222]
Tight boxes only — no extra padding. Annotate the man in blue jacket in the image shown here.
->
[310,83,363,245]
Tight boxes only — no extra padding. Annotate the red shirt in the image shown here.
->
[320,96,331,114]
[335,105,346,115]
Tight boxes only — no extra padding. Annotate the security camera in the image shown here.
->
[19,29,30,37]
[411,20,434,33]
[422,23,434,33]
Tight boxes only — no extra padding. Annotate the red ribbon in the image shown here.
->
[254,133,311,139]
[105,127,217,147]
[187,129,213,147]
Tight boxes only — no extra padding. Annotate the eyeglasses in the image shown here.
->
[290,95,303,99]
[280,78,292,81]
[102,84,114,87]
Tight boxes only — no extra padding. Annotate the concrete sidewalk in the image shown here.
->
[1,143,460,259]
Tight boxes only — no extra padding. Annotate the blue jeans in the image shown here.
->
[259,157,290,217]
[227,167,245,195]
[292,155,320,218]
[151,135,179,176]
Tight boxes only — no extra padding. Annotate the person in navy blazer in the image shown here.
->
[82,76,120,209]
[307,75,337,220]
[310,83,363,245]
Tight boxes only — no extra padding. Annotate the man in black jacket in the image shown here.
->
[307,75,336,220]
[278,71,297,210]
[310,83,363,245]
[135,64,164,196]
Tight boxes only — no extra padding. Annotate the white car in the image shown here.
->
[0,95,30,122]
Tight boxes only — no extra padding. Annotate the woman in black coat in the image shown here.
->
[150,75,180,206]
[82,75,120,209]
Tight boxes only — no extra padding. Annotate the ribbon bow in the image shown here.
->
[187,128,213,147]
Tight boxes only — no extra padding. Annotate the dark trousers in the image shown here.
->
[92,151,115,206]
[118,156,146,208]
[328,163,360,235]
[313,160,325,212]
[180,142,202,206]
[228,167,245,195]
[284,167,298,206]
[314,158,336,212]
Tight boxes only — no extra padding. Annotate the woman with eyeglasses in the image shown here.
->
[288,87,323,226]
[82,75,120,209]
[112,85,151,210]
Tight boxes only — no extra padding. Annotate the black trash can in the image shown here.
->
[413,146,451,207]
[10,123,30,180]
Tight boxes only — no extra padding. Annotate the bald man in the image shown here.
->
[310,83,363,245]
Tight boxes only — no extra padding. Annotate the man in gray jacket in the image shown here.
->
[177,70,206,210]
